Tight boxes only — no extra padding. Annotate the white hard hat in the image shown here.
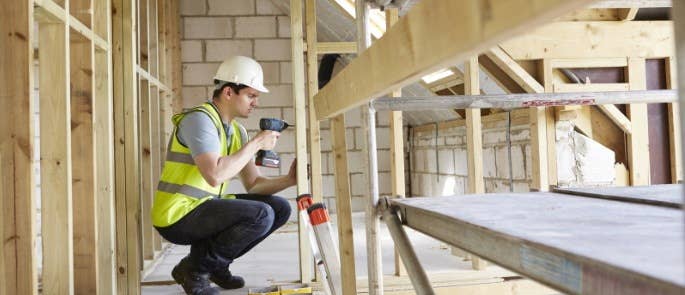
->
[213,56,269,93]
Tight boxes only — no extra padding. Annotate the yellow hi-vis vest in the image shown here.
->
[151,102,243,227]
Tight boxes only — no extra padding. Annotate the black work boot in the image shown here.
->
[172,258,220,295]
[210,267,245,290]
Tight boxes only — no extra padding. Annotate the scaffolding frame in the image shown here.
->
[304,0,685,294]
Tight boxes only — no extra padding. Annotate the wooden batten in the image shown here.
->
[666,57,682,183]
[290,0,313,284]
[70,0,99,289]
[93,0,118,287]
[39,14,74,295]
[500,21,674,60]
[112,0,142,292]
[385,7,407,278]
[626,58,651,185]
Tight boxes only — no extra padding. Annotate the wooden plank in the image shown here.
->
[93,0,118,287]
[330,115,356,294]
[39,19,74,295]
[597,104,632,134]
[626,58,650,185]
[465,57,485,196]
[313,0,598,120]
[666,57,682,183]
[385,7,406,278]
[138,0,155,262]
[136,66,171,92]
[139,79,154,260]
[553,83,629,93]
[392,193,685,295]
[589,0,672,8]
[486,47,544,93]
[33,0,109,50]
[464,56,487,271]
[71,19,98,293]
[290,0,313,284]
[542,60,558,188]
[316,42,357,54]
[618,8,639,21]
[0,1,36,292]
[530,106,549,191]
[112,0,142,292]
[530,60,552,192]
[675,0,685,188]
[500,21,674,60]
[168,0,182,113]
[554,184,683,208]
[549,57,628,69]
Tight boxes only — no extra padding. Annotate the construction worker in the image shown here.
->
[151,56,295,295]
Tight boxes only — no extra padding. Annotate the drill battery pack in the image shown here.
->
[256,150,280,168]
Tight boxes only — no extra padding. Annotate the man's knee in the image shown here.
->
[271,196,292,225]
[254,203,275,234]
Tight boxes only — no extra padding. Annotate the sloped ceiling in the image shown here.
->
[270,0,461,126]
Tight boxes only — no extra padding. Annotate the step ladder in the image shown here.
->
[297,194,342,295]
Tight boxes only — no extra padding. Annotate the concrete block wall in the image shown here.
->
[410,121,532,197]
[179,0,398,217]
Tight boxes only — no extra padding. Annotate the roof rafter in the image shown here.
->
[313,0,598,120]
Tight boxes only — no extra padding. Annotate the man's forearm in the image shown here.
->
[247,175,295,195]
[213,141,261,184]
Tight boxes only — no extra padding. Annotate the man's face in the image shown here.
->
[228,86,260,118]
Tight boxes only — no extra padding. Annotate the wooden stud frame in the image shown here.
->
[0,0,177,293]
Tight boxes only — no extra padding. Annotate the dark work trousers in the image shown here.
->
[155,194,291,273]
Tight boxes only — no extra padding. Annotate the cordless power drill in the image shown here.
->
[255,118,292,168]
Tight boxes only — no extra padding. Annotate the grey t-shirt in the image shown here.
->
[177,111,248,158]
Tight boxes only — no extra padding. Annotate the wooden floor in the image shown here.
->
[392,191,685,295]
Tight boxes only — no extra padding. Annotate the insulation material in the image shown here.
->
[556,121,616,187]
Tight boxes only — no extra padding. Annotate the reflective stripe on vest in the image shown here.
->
[151,102,244,227]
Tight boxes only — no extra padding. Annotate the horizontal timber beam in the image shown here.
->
[500,21,674,60]
[34,0,109,50]
[372,90,677,111]
[317,42,357,54]
[137,66,171,92]
[588,0,672,8]
[312,0,598,120]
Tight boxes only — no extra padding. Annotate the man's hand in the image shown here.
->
[287,158,297,186]
[253,130,280,150]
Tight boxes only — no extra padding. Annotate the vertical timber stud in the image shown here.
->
[542,59,557,188]
[148,0,163,252]
[464,57,487,270]
[356,1,382,294]
[386,7,407,278]
[666,57,682,183]
[93,0,118,291]
[169,0,182,113]
[305,0,357,294]
[290,0,313,283]
[39,8,74,295]
[113,0,142,292]
[72,0,99,292]
[674,0,685,207]
[138,0,155,261]
[530,60,551,191]
[627,58,650,185]
[0,1,36,294]
[304,0,324,216]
